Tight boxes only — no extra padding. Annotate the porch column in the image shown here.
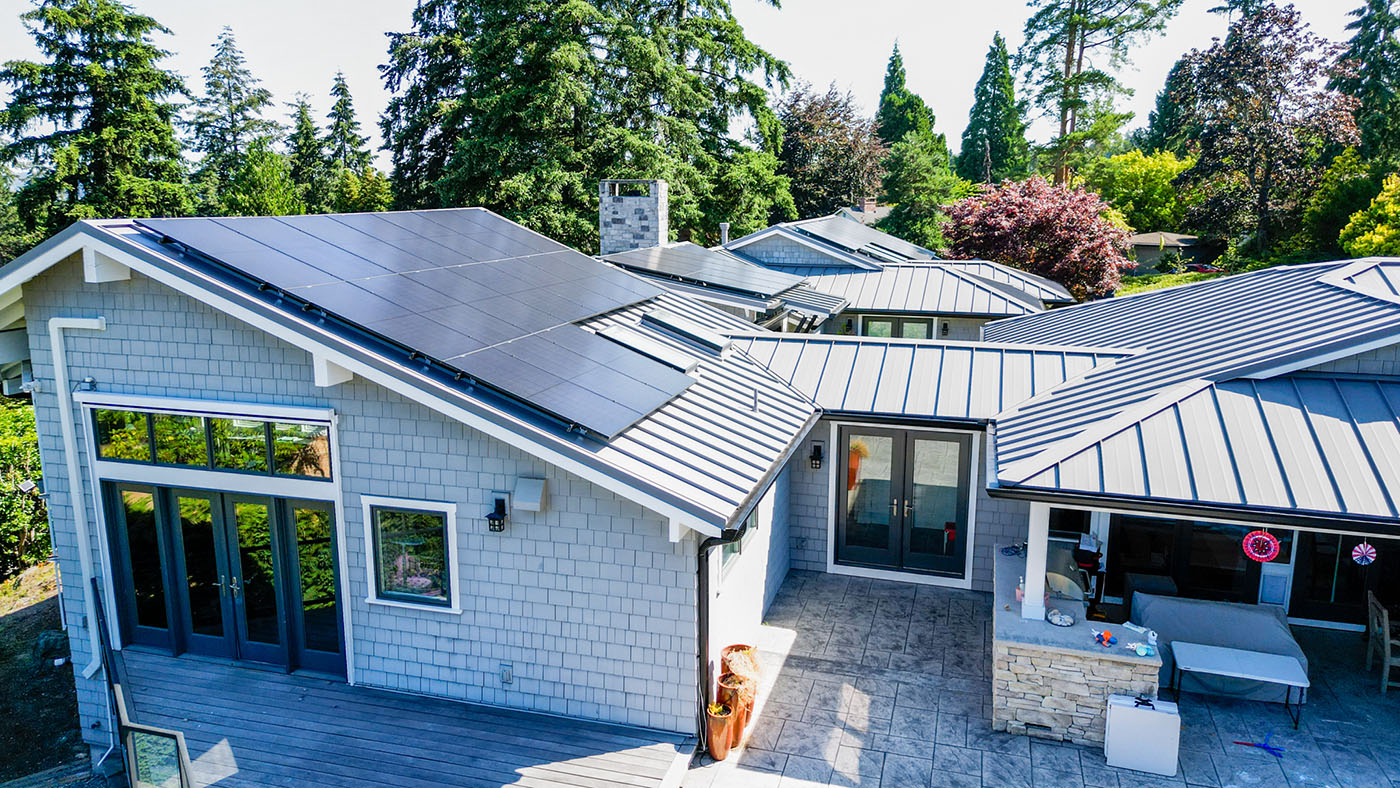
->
[1022,502,1050,621]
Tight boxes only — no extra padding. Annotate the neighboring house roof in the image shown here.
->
[836,205,893,226]
[2,214,819,535]
[725,213,936,269]
[768,264,1044,318]
[935,260,1076,305]
[601,242,848,320]
[982,259,1400,529]
[730,334,1129,422]
[1128,232,1198,248]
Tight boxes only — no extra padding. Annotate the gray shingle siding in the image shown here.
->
[1303,342,1400,376]
[26,259,698,747]
[786,420,1028,592]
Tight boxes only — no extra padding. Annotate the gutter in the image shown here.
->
[48,316,108,679]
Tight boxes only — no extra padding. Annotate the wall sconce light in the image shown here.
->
[485,495,509,532]
[940,322,950,337]
[809,440,825,470]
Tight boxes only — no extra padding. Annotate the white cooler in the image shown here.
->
[1104,694,1179,776]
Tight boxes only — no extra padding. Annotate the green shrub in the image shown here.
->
[0,400,47,582]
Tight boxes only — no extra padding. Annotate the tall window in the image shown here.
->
[364,498,456,609]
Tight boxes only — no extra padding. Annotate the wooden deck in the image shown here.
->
[120,650,694,788]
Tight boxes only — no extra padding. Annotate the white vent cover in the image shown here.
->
[513,477,547,513]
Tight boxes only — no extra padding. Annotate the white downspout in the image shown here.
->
[48,316,107,678]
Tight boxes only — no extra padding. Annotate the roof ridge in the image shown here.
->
[723,330,1141,356]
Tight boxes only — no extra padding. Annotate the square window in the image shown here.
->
[152,413,208,467]
[94,409,151,462]
[272,422,331,478]
[372,506,451,606]
[210,418,269,473]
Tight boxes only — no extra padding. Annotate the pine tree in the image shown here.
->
[1136,57,1199,156]
[381,0,793,249]
[956,34,1029,184]
[0,0,192,234]
[190,27,279,201]
[875,44,938,147]
[223,138,304,216]
[1330,0,1400,161]
[326,72,372,175]
[286,95,332,213]
[878,133,973,249]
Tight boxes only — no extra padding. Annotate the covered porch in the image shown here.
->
[686,570,1400,788]
[117,649,694,788]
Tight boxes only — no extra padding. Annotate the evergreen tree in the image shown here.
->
[381,0,793,249]
[956,34,1029,184]
[330,167,393,213]
[1018,0,1185,183]
[223,138,304,217]
[326,72,372,175]
[190,27,279,201]
[286,95,333,213]
[1136,58,1199,156]
[875,44,939,148]
[0,168,39,259]
[0,0,192,235]
[775,84,887,218]
[1330,0,1400,160]
[878,132,973,249]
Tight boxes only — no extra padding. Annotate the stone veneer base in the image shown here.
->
[992,640,1161,746]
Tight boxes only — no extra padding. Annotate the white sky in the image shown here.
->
[0,0,1355,166]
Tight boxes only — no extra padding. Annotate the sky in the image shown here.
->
[0,0,1358,167]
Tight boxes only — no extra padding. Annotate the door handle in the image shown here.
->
[904,499,913,518]
[890,498,899,517]
[228,576,241,598]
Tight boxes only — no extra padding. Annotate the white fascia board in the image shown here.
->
[33,225,725,539]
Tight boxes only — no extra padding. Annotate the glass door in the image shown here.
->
[109,485,173,649]
[836,428,973,578]
[168,490,234,657]
[223,495,285,665]
[902,434,972,575]
[837,429,901,568]
[1290,532,1398,624]
[285,500,343,675]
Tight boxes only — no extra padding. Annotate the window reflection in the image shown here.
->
[96,410,151,462]
[271,423,330,478]
[373,507,449,605]
[153,413,207,467]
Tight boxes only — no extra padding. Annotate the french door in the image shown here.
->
[106,483,343,675]
[862,316,934,339]
[835,427,973,577]
[1289,532,1399,625]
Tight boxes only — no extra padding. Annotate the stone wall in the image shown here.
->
[599,179,668,254]
[992,641,1160,745]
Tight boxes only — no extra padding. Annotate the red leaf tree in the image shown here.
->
[942,176,1133,300]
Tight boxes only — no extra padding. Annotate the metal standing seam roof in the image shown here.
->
[1016,375,1400,524]
[934,260,1076,305]
[787,215,937,262]
[729,334,1129,422]
[768,264,1043,318]
[983,259,1400,526]
[4,216,818,533]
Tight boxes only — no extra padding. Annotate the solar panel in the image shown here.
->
[603,242,806,297]
[794,216,932,261]
[134,211,683,438]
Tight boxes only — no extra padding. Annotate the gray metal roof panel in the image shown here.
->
[776,264,1042,318]
[729,334,1126,421]
[602,242,807,298]
[788,215,936,262]
[937,260,1075,304]
[1013,375,1400,522]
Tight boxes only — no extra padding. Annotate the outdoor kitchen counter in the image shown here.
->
[992,548,1163,666]
[991,547,1162,745]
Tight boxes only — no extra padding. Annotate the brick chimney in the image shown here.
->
[599,179,669,254]
[862,196,878,213]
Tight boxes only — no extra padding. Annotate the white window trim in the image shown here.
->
[824,420,982,591]
[74,391,332,424]
[361,494,462,615]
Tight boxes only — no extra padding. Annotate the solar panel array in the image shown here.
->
[603,242,807,298]
[135,210,691,438]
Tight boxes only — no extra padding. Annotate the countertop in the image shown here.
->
[993,547,1162,667]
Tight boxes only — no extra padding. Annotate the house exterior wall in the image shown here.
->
[25,258,699,751]
[786,420,1029,593]
[735,234,848,268]
[819,314,989,341]
[1303,342,1400,376]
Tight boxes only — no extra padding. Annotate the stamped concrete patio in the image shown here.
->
[684,570,1400,788]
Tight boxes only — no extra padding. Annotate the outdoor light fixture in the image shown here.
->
[940,322,950,337]
[809,441,825,470]
[485,496,509,532]
[17,479,43,497]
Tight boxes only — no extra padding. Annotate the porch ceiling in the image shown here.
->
[120,650,692,788]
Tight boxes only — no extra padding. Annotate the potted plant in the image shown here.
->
[717,672,757,745]
[848,439,870,490]
[706,703,734,761]
[721,644,761,684]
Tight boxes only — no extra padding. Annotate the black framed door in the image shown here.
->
[104,482,344,675]
[836,427,973,577]
[1290,532,1399,624]
[861,316,934,339]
